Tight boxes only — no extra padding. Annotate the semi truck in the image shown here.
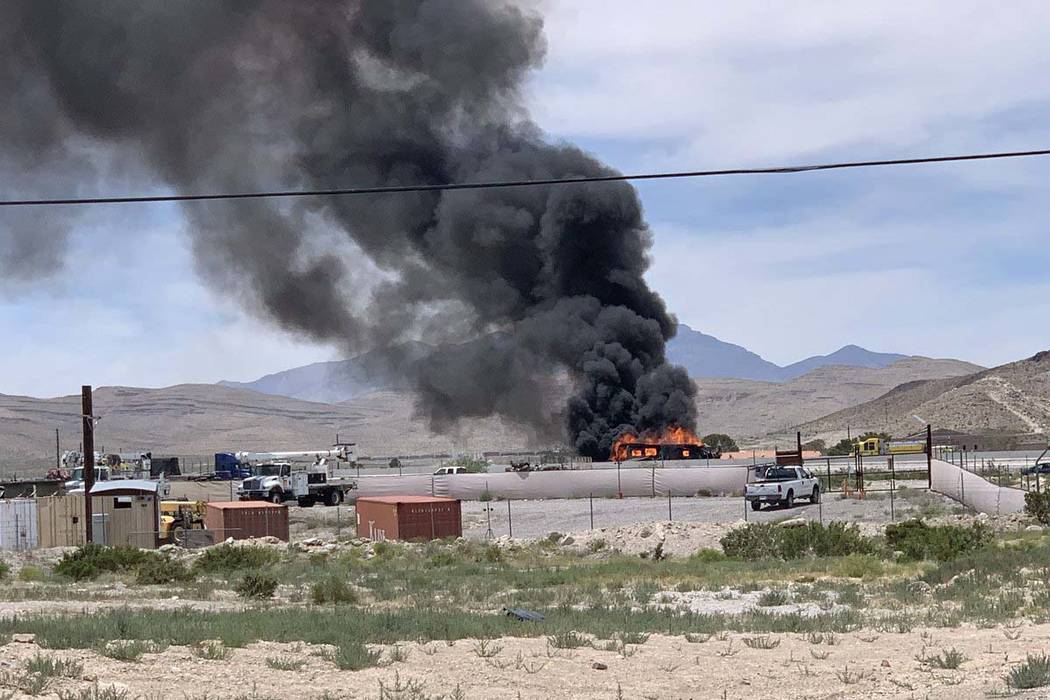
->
[235,445,357,507]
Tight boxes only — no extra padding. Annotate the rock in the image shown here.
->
[1026,525,1043,532]
[158,544,177,553]
[976,512,989,521]
[907,581,932,595]
[881,659,891,667]
[301,537,322,547]
[11,634,35,644]
[591,662,608,670]
[639,529,652,539]
[778,517,807,528]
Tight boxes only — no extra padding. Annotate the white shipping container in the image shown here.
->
[0,499,38,550]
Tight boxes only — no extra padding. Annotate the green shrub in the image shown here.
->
[193,544,280,574]
[55,545,150,581]
[884,519,991,562]
[1025,491,1050,525]
[26,653,83,678]
[0,562,9,580]
[192,641,231,660]
[310,577,357,605]
[756,590,790,607]
[235,574,278,599]
[333,641,380,670]
[1007,653,1050,689]
[720,522,874,561]
[135,557,192,585]
[18,566,47,582]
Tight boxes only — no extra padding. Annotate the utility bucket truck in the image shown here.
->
[236,444,356,506]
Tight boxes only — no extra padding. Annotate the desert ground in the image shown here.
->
[2,485,1049,698]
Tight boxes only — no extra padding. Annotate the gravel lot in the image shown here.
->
[458,490,960,541]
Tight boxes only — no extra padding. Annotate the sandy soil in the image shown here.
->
[0,625,1043,699]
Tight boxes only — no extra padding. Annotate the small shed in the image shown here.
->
[42,480,161,549]
[0,499,38,551]
[356,496,461,541]
[204,501,289,542]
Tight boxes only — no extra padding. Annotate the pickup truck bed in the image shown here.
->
[745,466,820,511]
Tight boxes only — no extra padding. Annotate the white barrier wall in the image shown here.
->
[353,465,751,500]
[0,499,38,550]
[930,459,1026,515]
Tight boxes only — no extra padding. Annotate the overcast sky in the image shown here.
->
[3,1,1050,397]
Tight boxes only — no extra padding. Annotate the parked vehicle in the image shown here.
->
[64,466,111,492]
[159,500,206,545]
[236,446,356,506]
[1022,462,1050,476]
[433,466,467,476]
[745,466,820,510]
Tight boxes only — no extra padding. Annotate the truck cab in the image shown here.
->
[65,466,111,492]
[237,463,293,503]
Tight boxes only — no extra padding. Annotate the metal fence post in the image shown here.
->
[589,493,594,530]
[667,489,672,522]
[507,499,513,538]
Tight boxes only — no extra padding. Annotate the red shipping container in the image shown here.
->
[204,501,289,542]
[356,496,461,541]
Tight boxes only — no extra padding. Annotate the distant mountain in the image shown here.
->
[779,345,908,380]
[670,325,915,382]
[220,342,429,403]
[220,324,976,403]
[800,351,1050,441]
[666,325,783,381]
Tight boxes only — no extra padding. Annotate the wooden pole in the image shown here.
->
[81,385,94,544]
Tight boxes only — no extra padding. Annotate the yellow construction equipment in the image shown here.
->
[159,500,206,546]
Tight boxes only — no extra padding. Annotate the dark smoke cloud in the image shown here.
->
[0,0,696,458]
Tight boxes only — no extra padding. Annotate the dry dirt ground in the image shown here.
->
[0,626,1042,699]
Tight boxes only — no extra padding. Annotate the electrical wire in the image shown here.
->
[2,148,1049,207]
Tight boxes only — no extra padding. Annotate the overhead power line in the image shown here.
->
[2,148,1049,207]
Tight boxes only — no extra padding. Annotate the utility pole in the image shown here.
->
[55,428,60,469]
[82,386,95,544]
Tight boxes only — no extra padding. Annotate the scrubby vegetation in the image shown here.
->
[193,543,280,573]
[235,573,278,599]
[720,522,875,560]
[884,519,990,561]
[1025,490,1050,524]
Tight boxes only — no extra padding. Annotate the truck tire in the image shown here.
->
[784,490,794,508]
[750,500,762,511]
[172,526,187,547]
[297,496,315,508]
[325,489,342,507]
[811,486,821,504]
[268,489,283,504]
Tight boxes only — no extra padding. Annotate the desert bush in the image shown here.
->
[310,577,357,605]
[193,544,279,574]
[756,590,790,607]
[54,545,149,581]
[235,574,278,599]
[96,640,156,662]
[135,557,192,585]
[26,653,83,678]
[884,519,990,562]
[547,631,589,649]
[0,562,9,580]
[17,566,47,582]
[918,647,966,669]
[1025,491,1050,525]
[1007,653,1050,689]
[265,656,305,671]
[192,641,231,660]
[333,641,380,670]
[720,522,874,561]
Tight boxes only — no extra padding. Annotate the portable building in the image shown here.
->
[0,499,38,550]
[356,496,461,541]
[39,481,161,549]
[203,501,289,542]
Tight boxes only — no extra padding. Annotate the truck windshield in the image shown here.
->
[252,465,285,476]
[763,468,798,480]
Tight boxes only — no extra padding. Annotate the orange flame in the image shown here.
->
[610,426,703,461]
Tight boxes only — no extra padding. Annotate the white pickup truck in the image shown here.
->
[745,466,821,511]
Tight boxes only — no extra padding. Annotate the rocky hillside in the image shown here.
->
[800,351,1050,443]
[695,357,983,443]
[0,385,535,475]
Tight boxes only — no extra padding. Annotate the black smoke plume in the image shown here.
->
[0,0,696,458]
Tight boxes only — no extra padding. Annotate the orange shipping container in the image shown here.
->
[356,496,461,541]
[204,501,288,542]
